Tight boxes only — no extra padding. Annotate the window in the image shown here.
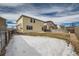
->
[42,27,44,31]
[30,18,35,23]
[30,18,32,23]
[26,25,33,30]
[34,19,35,23]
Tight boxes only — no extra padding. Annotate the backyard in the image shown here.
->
[5,35,77,56]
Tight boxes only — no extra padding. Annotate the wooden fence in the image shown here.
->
[0,29,12,56]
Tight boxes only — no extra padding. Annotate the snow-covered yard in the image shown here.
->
[5,35,77,56]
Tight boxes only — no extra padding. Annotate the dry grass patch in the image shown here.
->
[17,32,70,41]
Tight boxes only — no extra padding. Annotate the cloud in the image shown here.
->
[0,3,24,7]
[39,4,77,17]
[51,14,79,24]
[0,3,79,27]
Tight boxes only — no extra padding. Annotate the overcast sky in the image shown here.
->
[0,3,79,28]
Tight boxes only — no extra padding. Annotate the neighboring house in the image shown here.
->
[0,17,6,55]
[66,27,75,33]
[60,23,75,33]
[61,22,79,33]
[42,21,57,32]
[16,15,57,33]
[0,17,6,28]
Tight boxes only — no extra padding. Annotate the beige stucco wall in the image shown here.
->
[16,16,45,33]
[16,17,24,33]
[23,17,44,33]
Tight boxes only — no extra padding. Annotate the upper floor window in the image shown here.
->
[30,18,35,23]
[30,18,32,23]
[34,19,35,23]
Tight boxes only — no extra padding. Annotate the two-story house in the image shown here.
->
[16,15,57,33]
[16,15,45,33]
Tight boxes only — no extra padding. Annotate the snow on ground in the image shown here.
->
[5,35,77,56]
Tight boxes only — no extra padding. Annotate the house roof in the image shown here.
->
[16,15,45,23]
[45,21,57,26]
[0,16,6,20]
